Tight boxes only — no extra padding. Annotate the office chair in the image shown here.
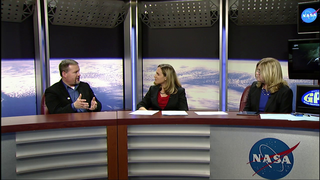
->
[41,94,49,115]
[239,85,251,111]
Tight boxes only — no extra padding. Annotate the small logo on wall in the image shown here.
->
[301,8,318,23]
[247,138,300,179]
[302,90,319,106]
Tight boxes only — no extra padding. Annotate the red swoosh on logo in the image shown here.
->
[247,142,300,176]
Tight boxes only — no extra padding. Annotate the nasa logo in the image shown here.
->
[302,90,319,107]
[248,138,300,179]
[301,8,318,23]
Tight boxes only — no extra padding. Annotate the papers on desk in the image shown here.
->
[260,114,319,121]
[195,111,228,115]
[129,110,159,115]
[161,111,188,116]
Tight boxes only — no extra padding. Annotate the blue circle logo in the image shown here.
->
[248,138,300,179]
[302,90,319,107]
[301,8,318,23]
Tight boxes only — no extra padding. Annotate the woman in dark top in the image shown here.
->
[137,64,189,111]
[243,57,293,113]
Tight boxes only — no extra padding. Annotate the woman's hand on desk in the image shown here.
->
[138,107,147,110]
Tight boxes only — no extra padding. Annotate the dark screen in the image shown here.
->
[288,38,320,79]
[292,42,320,71]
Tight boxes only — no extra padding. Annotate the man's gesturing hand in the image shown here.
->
[88,97,98,110]
[73,93,89,109]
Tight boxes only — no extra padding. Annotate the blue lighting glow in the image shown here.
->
[221,27,226,111]
[132,27,137,111]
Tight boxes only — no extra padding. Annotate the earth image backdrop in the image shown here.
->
[1,58,313,117]
[143,58,313,111]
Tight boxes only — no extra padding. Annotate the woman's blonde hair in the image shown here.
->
[155,64,182,94]
[255,57,288,93]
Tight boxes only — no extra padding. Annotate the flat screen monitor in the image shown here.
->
[295,84,319,114]
[298,1,320,34]
[288,38,320,80]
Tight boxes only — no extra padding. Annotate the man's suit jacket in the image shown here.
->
[243,81,293,113]
[137,85,189,111]
[45,79,102,114]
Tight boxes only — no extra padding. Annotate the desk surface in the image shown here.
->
[1,111,319,133]
[1,111,117,133]
[117,111,319,129]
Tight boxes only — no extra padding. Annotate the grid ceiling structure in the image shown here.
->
[140,0,219,28]
[229,0,312,25]
[1,0,35,22]
[47,0,129,28]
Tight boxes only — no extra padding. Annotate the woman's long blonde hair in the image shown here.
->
[255,57,289,93]
[155,64,181,94]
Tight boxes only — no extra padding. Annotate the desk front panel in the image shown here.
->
[127,124,211,178]
[1,126,115,180]
[210,126,319,179]
[1,112,118,180]
[118,124,319,180]
[2,111,319,180]
[117,111,319,180]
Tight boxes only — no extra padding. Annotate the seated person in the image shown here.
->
[45,59,102,114]
[137,64,189,111]
[243,57,293,113]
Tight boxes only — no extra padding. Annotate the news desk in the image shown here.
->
[2,111,319,180]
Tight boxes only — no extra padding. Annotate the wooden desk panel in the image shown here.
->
[2,111,318,133]
[117,111,319,130]
[1,111,117,133]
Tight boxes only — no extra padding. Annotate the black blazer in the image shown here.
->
[137,85,189,111]
[45,79,102,114]
[243,81,293,113]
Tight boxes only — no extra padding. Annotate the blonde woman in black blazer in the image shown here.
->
[137,64,189,111]
[243,57,293,113]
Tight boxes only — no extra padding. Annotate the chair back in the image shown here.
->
[239,85,251,111]
[41,94,49,115]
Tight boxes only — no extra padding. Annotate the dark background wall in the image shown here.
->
[1,18,35,59]
[3,6,317,61]
[1,18,124,59]
[141,21,317,61]
[228,23,317,60]
[49,24,124,58]
[142,23,220,59]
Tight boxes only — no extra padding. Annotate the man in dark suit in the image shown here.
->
[45,59,102,114]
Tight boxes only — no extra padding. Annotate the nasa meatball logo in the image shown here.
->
[301,8,318,23]
[247,138,300,179]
